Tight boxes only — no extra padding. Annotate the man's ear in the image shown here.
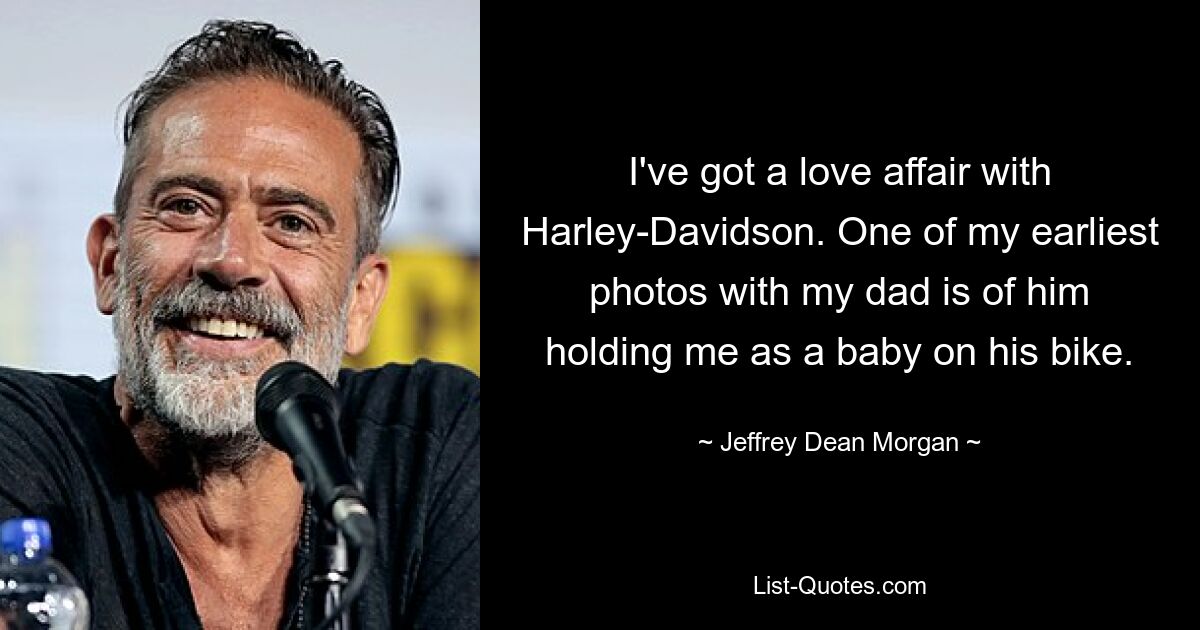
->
[344,252,391,355]
[86,214,120,315]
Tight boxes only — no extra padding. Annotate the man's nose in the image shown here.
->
[192,208,269,289]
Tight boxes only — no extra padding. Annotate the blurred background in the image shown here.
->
[0,0,480,376]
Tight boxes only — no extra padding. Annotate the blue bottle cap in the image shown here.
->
[1,517,52,562]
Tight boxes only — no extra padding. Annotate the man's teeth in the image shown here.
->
[186,317,264,339]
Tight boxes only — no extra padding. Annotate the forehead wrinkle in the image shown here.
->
[159,123,316,167]
[154,114,347,200]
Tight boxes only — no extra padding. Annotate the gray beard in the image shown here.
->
[112,257,351,469]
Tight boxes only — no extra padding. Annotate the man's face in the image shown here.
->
[89,77,385,441]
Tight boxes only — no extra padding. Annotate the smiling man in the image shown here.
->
[0,20,479,629]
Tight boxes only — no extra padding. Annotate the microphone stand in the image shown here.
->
[311,521,353,629]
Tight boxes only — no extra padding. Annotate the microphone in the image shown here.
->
[255,361,375,549]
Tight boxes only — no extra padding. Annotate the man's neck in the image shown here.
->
[154,453,304,628]
[153,450,304,552]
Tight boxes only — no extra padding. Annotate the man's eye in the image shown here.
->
[277,214,311,233]
[163,198,203,215]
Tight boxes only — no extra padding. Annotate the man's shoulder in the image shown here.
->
[0,367,115,504]
[336,359,479,438]
[0,365,110,425]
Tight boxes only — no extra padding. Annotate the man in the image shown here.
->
[0,20,479,629]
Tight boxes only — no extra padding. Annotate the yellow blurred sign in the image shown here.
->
[347,245,480,374]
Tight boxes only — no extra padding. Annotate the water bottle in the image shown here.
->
[0,518,89,629]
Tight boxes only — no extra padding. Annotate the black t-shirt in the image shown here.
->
[0,360,480,629]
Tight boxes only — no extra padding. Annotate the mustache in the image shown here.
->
[147,278,303,342]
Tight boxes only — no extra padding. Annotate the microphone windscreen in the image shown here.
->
[255,360,337,446]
